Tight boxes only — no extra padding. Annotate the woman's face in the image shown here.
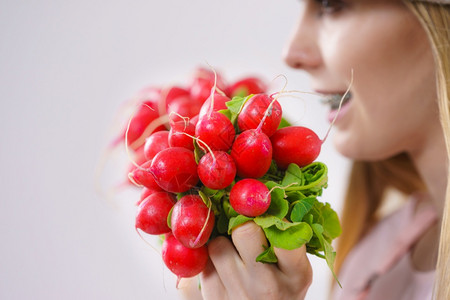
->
[284,0,437,161]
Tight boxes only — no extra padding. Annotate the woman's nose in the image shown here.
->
[283,7,321,70]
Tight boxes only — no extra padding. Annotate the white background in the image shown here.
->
[0,1,350,299]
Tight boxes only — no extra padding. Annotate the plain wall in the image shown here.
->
[0,1,350,299]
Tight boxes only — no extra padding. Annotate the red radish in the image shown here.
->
[136,186,163,206]
[229,179,271,217]
[160,86,190,108]
[190,115,199,126]
[135,192,176,235]
[162,233,208,278]
[189,67,227,103]
[168,120,196,150]
[133,145,146,163]
[128,160,161,190]
[126,145,147,186]
[198,151,236,190]
[198,93,230,119]
[171,195,215,248]
[227,77,267,98]
[195,112,236,151]
[123,101,166,150]
[237,94,282,137]
[150,147,199,193]
[271,126,322,169]
[194,65,235,151]
[167,95,203,123]
[230,129,272,178]
[143,131,170,160]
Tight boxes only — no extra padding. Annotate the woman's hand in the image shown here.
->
[179,221,312,300]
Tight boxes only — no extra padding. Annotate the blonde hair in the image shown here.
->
[334,2,450,299]
[410,3,450,299]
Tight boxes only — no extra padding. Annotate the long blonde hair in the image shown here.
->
[334,2,450,299]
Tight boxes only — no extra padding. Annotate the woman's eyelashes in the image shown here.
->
[313,0,347,16]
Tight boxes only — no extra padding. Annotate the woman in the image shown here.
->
[180,0,450,299]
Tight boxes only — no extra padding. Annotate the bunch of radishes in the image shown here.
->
[116,66,341,284]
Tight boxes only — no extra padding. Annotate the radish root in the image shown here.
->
[322,68,354,144]
[180,132,217,163]
[192,196,213,248]
[265,182,298,202]
[205,61,218,118]
[135,227,162,255]
[256,75,288,133]
[169,111,191,129]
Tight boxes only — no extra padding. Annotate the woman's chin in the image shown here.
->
[332,133,394,162]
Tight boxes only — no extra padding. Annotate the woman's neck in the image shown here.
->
[408,118,447,271]
[409,120,448,215]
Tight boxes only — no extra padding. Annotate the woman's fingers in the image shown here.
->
[274,245,313,288]
[206,236,245,297]
[231,221,269,268]
[199,259,226,300]
[178,277,203,300]
[199,225,313,300]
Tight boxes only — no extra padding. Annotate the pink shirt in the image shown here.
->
[331,194,438,300]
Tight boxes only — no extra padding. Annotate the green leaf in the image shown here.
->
[228,215,254,234]
[226,96,247,114]
[223,199,239,219]
[282,163,304,186]
[201,186,225,203]
[198,190,221,217]
[285,162,328,196]
[231,87,252,98]
[264,181,289,219]
[256,244,278,264]
[306,235,322,251]
[217,212,229,234]
[198,190,210,206]
[254,216,313,250]
[320,203,342,240]
[261,160,284,181]
[167,206,174,229]
[277,117,292,129]
[302,162,328,194]
[253,215,280,228]
[263,223,313,250]
[311,223,341,288]
[286,191,306,203]
[225,95,253,125]
[290,197,317,222]
[305,214,314,225]
[158,234,166,246]
[193,139,205,164]
[218,109,232,120]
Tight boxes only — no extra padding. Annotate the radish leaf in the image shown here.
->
[256,245,278,263]
[254,216,313,250]
[311,223,341,288]
[228,215,254,234]
[290,197,316,222]
[264,181,289,219]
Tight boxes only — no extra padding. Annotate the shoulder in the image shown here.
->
[331,193,437,300]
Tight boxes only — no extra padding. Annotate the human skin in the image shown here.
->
[180,0,448,298]
[285,0,437,162]
[284,0,446,271]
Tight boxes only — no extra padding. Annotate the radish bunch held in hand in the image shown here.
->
[116,66,341,285]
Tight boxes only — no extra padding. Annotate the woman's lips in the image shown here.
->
[317,91,353,123]
[327,99,352,123]
[319,92,352,109]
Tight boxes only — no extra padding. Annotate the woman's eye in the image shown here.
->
[316,0,346,15]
